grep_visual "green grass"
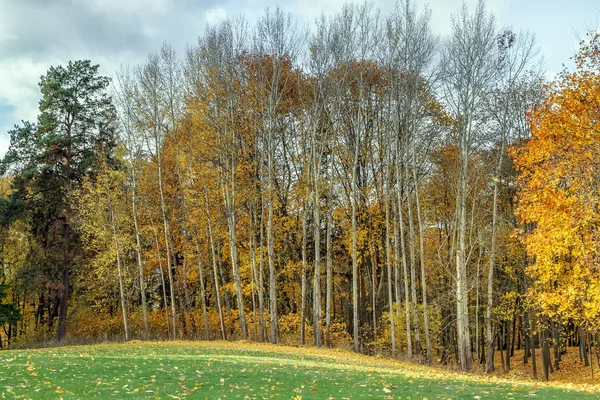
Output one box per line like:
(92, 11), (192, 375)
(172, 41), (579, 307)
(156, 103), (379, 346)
(0, 341), (596, 399)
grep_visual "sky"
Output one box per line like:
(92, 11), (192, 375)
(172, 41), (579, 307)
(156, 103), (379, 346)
(0, 0), (597, 157)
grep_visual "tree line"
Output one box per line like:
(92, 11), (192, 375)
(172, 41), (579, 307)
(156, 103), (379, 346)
(1, 0), (598, 381)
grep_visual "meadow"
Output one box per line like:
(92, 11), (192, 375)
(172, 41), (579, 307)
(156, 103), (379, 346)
(0, 341), (598, 399)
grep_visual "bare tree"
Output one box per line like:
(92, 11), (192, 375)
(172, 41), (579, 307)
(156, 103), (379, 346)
(108, 188), (130, 342)
(442, 0), (498, 372)
(206, 20), (250, 340)
(133, 53), (179, 339)
(485, 29), (541, 373)
(114, 68), (150, 340)
(253, 7), (303, 344)
(384, 0), (437, 360)
(329, 3), (382, 353)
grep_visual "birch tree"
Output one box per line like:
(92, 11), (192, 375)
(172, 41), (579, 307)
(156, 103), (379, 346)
(485, 29), (540, 373)
(442, 0), (498, 371)
(253, 7), (303, 344)
(114, 68), (150, 340)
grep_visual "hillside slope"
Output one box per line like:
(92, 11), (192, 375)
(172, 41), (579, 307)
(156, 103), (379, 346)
(0, 341), (598, 399)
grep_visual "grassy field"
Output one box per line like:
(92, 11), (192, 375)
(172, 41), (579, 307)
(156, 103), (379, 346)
(0, 341), (598, 399)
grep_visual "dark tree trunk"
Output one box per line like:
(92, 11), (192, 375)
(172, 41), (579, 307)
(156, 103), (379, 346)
(505, 319), (511, 371)
(552, 322), (560, 371)
(529, 308), (537, 379)
(57, 267), (69, 342)
(581, 325), (589, 367)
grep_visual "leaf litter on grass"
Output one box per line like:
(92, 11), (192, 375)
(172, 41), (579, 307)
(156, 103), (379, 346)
(0, 341), (598, 399)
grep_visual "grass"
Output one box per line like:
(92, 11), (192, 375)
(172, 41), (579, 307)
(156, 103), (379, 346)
(0, 341), (598, 399)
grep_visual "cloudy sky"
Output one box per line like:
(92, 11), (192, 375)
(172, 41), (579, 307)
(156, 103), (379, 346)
(0, 0), (597, 157)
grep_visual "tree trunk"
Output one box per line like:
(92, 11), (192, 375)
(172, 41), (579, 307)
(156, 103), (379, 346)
(589, 331), (594, 378)
(368, 230), (378, 343)
(156, 150), (177, 340)
(396, 175), (413, 358)
(267, 125), (279, 344)
(406, 184), (421, 360)
(194, 236), (211, 341)
(249, 212), (259, 342)
(385, 177), (396, 358)
(222, 155), (248, 339)
(529, 308), (537, 379)
(301, 202), (308, 346)
(581, 325), (589, 367)
(128, 159), (149, 340)
(456, 139), (472, 372)
(258, 192), (267, 342)
(539, 317), (549, 381)
(151, 226), (170, 339)
(325, 152), (334, 348)
(351, 158), (359, 353)
(205, 204), (227, 340)
(505, 318), (511, 372)
(109, 201), (129, 341)
(486, 148), (503, 373)
(313, 154), (323, 347)
(552, 322), (560, 371)
(56, 266), (69, 342)
(413, 165), (431, 364)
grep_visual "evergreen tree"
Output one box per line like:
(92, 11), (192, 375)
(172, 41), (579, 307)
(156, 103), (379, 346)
(1, 60), (116, 341)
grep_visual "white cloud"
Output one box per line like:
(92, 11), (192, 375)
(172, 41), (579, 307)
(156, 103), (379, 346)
(0, 0), (594, 158)
(205, 7), (227, 24)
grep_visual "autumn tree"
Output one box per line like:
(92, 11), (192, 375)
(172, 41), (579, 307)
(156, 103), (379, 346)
(252, 8), (303, 344)
(73, 161), (132, 341)
(0, 283), (20, 348)
(441, 0), (498, 371)
(1, 60), (116, 341)
(484, 29), (541, 373)
(512, 33), (600, 379)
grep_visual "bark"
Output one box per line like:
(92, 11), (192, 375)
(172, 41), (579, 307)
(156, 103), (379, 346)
(456, 139), (472, 371)
(413, 164), (431, 364)
(385, 177), (396, 357)
(505, 318), (511, 372)
(124, 139), (149, 340)
(267, 124), (279, 344)
(109, 202), (129, 341)
(249, 211), (259, 341)
(351, 156), (359, 352)
(56, 263), (69, 342)
(313, 151), (323, 347)
(156, 148), (177, 340)
(258, 191), (267, 342)
(222, 154), (248, 339)
(396, 170), (413, 358)
(194, 236), (211, 341)
(300, 202), (308, 346)
(529, 308), (537, 379)
(406, 177), (421, 359)
(581, 325), (590, 367)
(205, 198), (227, 340)
(325, 152), (334, 348)
(486, 147), (503, 373)
(539, 317), (549, 381)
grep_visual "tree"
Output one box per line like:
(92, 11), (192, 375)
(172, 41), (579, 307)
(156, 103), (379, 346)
(114, 67), (150, 341)
(0, 283), (20, 347)
(484, 29), (540, 373)
(2, 60), (116, 342)
(513, 34), (600, 369)
(441, 1), (498, 371)
(133, 51), (179, 340)
(253, 8), (303, 344)
(73, 161), (132, 342)
(383, 0), (438, 363)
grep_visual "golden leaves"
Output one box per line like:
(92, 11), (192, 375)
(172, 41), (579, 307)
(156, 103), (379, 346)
(512, 34), (600, 328)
